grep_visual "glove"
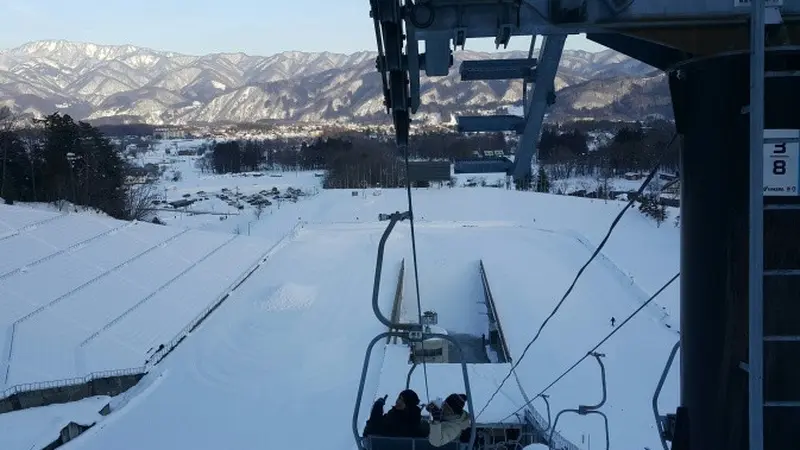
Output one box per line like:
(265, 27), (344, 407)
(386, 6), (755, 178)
(370, 395), (388, 419)
(426, 403), (443, 421)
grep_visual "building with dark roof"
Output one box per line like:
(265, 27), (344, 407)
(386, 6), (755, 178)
(453, 157), (512, 174)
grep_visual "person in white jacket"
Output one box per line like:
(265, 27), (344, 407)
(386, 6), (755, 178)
(425, 393), (471, 447)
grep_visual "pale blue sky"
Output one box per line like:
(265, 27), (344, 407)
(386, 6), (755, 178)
(0, 0), (606, 55)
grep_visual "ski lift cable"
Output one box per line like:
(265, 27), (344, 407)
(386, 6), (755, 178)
(402, 142), (431, 403)
(475, 132), (678, 420)
(498, 271), (680, 424)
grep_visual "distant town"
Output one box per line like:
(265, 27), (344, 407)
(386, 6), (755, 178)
(149, 122), (456, 141)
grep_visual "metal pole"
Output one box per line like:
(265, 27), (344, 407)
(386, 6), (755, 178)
(653, 340), (680, 450)
(749, 0), (766, 449)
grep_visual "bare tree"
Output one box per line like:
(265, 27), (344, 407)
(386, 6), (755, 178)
(123, 181), (159, 221)
(595, 156), (613, 201)
(195, 155), (212, 174)
(253, 202), (265, 220)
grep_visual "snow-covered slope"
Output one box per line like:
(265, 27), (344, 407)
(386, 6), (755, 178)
(0, 160), (680, 450)
(0, 204), (279, 387)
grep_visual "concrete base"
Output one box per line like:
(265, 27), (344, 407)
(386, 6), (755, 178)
(0, 373), (143, 414)
(42, 421), (95, 450)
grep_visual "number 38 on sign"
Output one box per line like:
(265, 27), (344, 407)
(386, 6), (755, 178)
(763, 129), (799, 196)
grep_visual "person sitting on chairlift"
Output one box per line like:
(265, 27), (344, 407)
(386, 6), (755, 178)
(363, 389), (427, 439)
(425, 393), (470, 447)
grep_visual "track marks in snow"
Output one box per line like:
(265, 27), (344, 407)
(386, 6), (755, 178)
(562, 229), (677, 332)
(0, 222), (134, 281)
(78, 235), (239, 348)
(2, 229), (191, 386)
(0, 211), (68, 242)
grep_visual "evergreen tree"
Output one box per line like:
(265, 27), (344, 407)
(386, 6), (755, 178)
(515, 172), (533, 191)
(535, 166), (551, 193)
(638, 194), (667, 226)
(1, 113), (129, 218)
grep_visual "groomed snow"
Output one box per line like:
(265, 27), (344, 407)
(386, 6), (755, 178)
(62, 225), (401, 450)
(0, 203), (65, 235)
(1, 155), (681, 450)
(0, 204), (279, 387)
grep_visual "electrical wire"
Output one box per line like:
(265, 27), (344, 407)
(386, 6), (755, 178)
(475, 132), (679, 420)
(498, 272), (680, 423)
(402, 143), (430, 403)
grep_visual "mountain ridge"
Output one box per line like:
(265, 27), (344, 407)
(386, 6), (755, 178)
(0, 39), (672, 126)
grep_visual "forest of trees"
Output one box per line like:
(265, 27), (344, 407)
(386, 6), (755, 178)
(537, 119), (679, 176)
(200, 120), (677, 196)
(0, 108), (155, 220)
(200, 131), (510, 189)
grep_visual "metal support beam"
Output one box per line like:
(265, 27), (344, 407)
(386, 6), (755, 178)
(586, 32), (691, 71)
(460, 58), (539, 81)
(457, 115), (526, 133)
(511, 35), (566, 180)
(406, 0), (800, 42)
(748, 2), (766, 450)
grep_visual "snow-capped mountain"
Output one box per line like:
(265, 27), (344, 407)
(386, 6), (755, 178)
(0, 40), (669, 125)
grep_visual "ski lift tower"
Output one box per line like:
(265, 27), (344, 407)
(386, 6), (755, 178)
(366, 0), (800, 449)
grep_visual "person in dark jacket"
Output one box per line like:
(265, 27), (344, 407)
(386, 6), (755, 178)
(363, 389), (426, 438)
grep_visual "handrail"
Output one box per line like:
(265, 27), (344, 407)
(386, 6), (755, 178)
(549, 353), (610, 450)
(539, 394), (552, 432)
(372, 211), (418, 331)
(1, 366), (145, 400)
(653, 340), (680, 450)
(524, 408), (581, 450)
(479, 260), (512, 362)
(406, 363), (417, 390)
(353, 331), (476, 450)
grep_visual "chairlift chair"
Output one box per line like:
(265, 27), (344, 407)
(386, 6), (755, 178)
(352, 212), (477, 450)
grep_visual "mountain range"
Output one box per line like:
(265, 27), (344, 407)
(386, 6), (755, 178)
(0, 40), (673, 126)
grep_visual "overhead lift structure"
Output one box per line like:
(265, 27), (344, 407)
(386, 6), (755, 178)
(365, 0), (800, 449)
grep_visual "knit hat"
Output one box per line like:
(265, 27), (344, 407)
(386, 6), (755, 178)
(445, 393), (467, 415)
(399, 389), (420, 407)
